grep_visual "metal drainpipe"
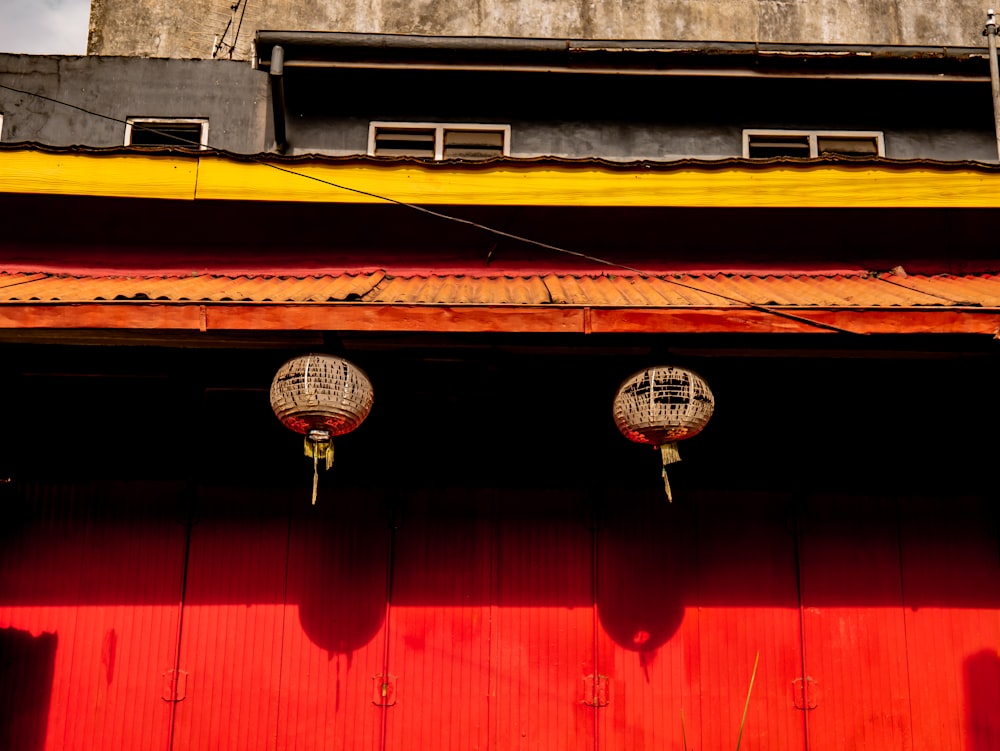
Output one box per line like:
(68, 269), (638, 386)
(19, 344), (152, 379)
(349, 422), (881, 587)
(984, 10), (1000, 161)
(270, 44), (288, 154)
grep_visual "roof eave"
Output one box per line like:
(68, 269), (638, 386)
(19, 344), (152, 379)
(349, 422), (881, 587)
(254, 30), (993, 81)
(0, 301), (995, 336)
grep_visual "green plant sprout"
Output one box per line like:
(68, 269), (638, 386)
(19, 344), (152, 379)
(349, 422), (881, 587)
(680, 651), (760, 751)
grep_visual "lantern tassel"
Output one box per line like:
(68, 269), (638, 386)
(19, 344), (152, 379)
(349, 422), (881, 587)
(659, 443), (681, 503)
(661, 467), (673, 502)
(312, 449), (319, 505)
(303, 433), (334, 505)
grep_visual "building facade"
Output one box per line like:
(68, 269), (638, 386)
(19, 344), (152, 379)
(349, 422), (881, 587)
(0, 6), (999, 751)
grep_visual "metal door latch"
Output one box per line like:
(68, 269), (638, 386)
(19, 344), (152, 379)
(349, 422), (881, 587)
(792, 676), (818, 710)
(162, 668), (188, 702)
(372, 674), (397, 706)
(582, 674), (611, 707)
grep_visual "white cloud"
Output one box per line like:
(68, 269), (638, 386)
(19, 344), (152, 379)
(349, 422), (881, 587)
(0, 0), (90, 55)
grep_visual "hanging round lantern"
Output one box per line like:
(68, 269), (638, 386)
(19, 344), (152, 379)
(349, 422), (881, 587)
(612, 366), (714, 501)
(270, 353), (374, 504)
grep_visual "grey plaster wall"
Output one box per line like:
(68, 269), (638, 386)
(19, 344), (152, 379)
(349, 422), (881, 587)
(278, 67), (997, 162)
(1, 53), (995, 162)
(89, 0), (994, 59)
(0, 55), (268, 152)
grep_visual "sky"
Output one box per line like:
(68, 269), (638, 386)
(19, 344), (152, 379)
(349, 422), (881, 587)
(0, 0), (90, 55)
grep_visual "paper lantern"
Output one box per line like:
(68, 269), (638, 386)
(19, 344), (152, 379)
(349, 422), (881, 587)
(270, 353), (373, 503)
(613, 366), (714, 501)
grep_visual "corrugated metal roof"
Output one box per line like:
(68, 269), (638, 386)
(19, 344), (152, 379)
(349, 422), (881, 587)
(0, 271), (386, 303)
(2, 270), (998, 308)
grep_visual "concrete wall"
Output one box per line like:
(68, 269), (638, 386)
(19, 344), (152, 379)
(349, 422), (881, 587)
(0, 55), (268, 152)
(88, 0), (993, 59)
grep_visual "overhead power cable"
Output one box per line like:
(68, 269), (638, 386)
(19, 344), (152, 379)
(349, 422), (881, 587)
(0, 79), (860, 334)
(212, 0), (250, 59)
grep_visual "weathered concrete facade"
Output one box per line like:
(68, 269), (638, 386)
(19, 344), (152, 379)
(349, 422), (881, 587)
(88, 0), (993, 60)
(0, 55), (268, 152)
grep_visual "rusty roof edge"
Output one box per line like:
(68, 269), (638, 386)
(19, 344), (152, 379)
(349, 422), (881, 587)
(2, 300), (999, 311)
(1, 269), (994, 282)
(5, 142), (1000, 173)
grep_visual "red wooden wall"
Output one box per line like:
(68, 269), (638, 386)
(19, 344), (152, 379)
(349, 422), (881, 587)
(2, 482), (998, 750)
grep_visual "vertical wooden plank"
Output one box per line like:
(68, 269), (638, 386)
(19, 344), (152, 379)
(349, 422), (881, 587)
(798, 495), (913, 751)
(71, 485), (189, 751)
(382, 490), (492, 751)
(276, 490), (389, 751)
(693, 491), (805, 751)
(900, 496), (1000, 751)
(0, 482), (94, 751)
(492, 490), (595, 751)
(596, 489), (699, 751)
(170, 487), (290, 751)
(0, 626), (58, 751)
(0, 481), (187, 751)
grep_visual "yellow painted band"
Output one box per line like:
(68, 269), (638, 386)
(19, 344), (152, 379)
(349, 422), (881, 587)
(3, 150), (1000, 208)
(0, 151), (198, 199)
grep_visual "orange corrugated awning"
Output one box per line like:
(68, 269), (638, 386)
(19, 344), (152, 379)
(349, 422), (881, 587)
(2, 269), (999, 335)
(2, 269), (997, 307)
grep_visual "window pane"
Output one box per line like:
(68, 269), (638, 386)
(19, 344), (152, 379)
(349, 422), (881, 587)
(129, 122), (205, 147)
(373, 128), (435, 157)
(817, 137), (879, 156)
(747, 135), (811, 158)
(442, 130), (505, 160)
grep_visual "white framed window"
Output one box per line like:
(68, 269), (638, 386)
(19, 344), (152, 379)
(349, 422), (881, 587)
(368, 122), (510, 160)
(125, 117), (209, 148)
(743, 129), (884, 158)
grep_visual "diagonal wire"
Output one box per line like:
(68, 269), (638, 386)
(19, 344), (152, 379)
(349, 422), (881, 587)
(873, 272), (967, 305)
(256, 160), (860, 333)
(232, 0), (250, 58)
(0, 80), (861, 333)
(0, 82), (206, 147)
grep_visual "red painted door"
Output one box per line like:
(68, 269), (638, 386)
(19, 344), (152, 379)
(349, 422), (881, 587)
(491, 490), (596, 751)
(899, 496), (1000, 751)
(0, 481), (187, 751)
(594, 489), (804, 751)
(689, 491), (805, 751)
(596, 489), (698, 751)
(798, 495), (913, 751)
(275, 490), (390, 751)
(382, 490), (493, 751)
(168, 487), (291, 751)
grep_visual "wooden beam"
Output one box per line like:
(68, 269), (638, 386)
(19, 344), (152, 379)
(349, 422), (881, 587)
(0, 303), (997, 335)
(205, 305), (585, 332)
(590, 308), (1000, 334)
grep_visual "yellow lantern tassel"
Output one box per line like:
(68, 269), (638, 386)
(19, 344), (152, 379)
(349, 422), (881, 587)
(659, 442), (681, 502)
(312, 448), (319, 505)
(303, 433), (334, 505)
